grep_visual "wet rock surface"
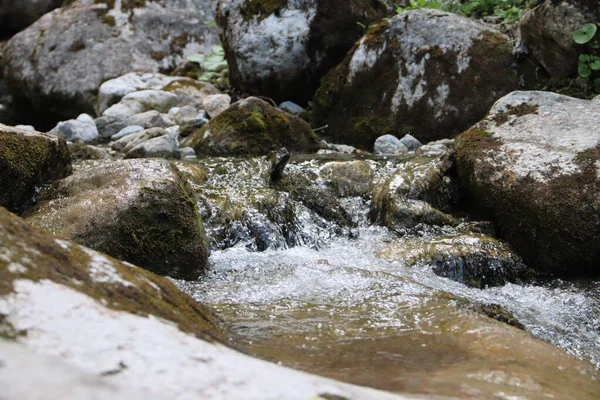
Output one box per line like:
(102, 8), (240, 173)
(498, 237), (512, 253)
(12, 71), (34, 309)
(455, 91), (600, 277)
(24, 159), (209, 280)
(313, 9), (518, 149)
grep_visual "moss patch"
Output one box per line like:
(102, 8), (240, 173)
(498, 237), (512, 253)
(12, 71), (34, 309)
(0, 207), (226, 343)
(492, 103), (539, 126)
(240, 0), (285, 22)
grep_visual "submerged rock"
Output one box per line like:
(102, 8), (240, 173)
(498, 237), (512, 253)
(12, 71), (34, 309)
(378, 232), (531, 288)
(455, 91), (600, 277)
(1, 0), (219, 119)
(24, 159), (209, 280)
(313, 9), (518, 149)
(0, 124), (71, 213)
(183, 97), (319, 157)
(216, 0), (397, 104)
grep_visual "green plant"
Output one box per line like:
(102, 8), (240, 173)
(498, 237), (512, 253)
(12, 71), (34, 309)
(187, 45), (228, 85)
(573, 23), (600, 93)
(394, 0), (529, 24)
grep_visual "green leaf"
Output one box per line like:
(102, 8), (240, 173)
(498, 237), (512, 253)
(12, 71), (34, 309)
(590, 60), (600, 70)
(574, 23), (598, 44)
(579, 62), (592, 78)
(187, 53), (205, 64)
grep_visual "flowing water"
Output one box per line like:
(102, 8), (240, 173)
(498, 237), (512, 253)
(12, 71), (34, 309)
(174, 156), (600, 399)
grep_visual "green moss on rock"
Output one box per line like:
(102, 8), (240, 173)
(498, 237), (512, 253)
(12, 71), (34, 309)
(184, 97), (319, 157)
(0, 125), (72, 213)
(240, 0), (284, 22)
(0, 206), (226, 342)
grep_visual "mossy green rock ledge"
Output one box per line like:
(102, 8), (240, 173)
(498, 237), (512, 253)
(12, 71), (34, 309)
(24, 159), (209, 280)
(182, 97), (319, 157)
(0, 123), (72, 213)
(455, 91), (600, 277)
(312, 9), (518, 150)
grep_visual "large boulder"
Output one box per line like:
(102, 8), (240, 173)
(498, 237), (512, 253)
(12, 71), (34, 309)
(313, 9), (518, 149)
(216, 0), (398, 104)
(520, 0), (599, 78)
(454, 91), (600, 277)
(0, 208), (414, 400)
(0, 123), (71, 213)
(0, 0), (62, 39)
(24, 159), (209, 280)
(183, 97), (319, 156)
(1, 0), (220, 121)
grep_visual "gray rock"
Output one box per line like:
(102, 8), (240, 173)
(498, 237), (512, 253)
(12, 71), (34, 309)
(217, 0), (397, 103)
(0, 123), (72, 212)
(0, 0), (62, 37)
(374, 135), (409, 155)
(103, 90), (179, 119)
(313, 9), (518, 148)
(111, 125), (144, 141)
(520, 0), (598, 77)
(49, 113), (99, 144)
(400, 134), (422, 151)
(14, 124), (35, 131)
(112, 127), (166, 153)
(95, 115), (128, 141)
(124, 134), (180, 160)
(202, 94), (231, 119)
(24, 159), (210, 280)
(174, 105), (202, 125)
(180, 147), (197, 159)
(2, 0), (220, 119)
(67, 142), (111, 162)
(279, 101), (305, 116)
(128, 110), (174, 129)
(455, 91), (600, 276)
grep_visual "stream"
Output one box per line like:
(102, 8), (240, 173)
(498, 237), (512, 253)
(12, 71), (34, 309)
(174, 154), (600, 399)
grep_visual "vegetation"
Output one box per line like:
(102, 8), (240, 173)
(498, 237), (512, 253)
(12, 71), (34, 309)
(187, 45), (229, 87)
(573, 23), (600, 93)
(395, 0), (536, 23)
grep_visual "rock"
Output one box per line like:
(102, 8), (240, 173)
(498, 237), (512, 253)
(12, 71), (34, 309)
(14, 125), (35, 131)
(124, 134), (180, 160)
(179, 147), (196, 159)
(374, 135), (409, 155)
(128, 110), (174, 129)
(520, 0), (599, 77)
(371, 152), (458, 232)
(103, 90), (179, 119)
(203, 93), (231, 118)
(67, 142), (111, 162)
(183, 97), (319, 157)
(378, 232), (531, 288)
(112, 127), (166, 153)
(0, 76), (14, 125)
(50, 113), (99, 144)
(454, 91), (600, 277)
(216, 0), (398, 104)
(173, 106), (209, 137)
(2, 0), (220, 119)
(95, 115), (128, 141)
(400, 134), (422, 151)
(98, 72), (194, 115)
(160, 79), (222, 110)
(0, 123), (71, 213)
(0, 0), (62, 38)
(268, 147), (291, 183)
(320, 160), (374, 197)
(0, 204), (417, 400)
(313, 9), (518, 149)
(111, 125), (144, 141)
(24, 159), (209, 280)
(279, 101), (305, 115)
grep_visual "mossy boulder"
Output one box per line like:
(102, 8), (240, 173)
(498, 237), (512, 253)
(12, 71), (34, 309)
(370, 151), (459, 232)
(216, 0), (399, 104)
(24, 159), (209, 280)
(0, 123), (72, 213)
(183, 97), (319, 157)
(312, 9), (518, 149)
(320, 160), (374, 198)
(1, 0), (219, 122)
(378, 232), (531, 288)
(454, 91), (600, 277)
(0, 205), (224, 341)
(520, 0), (600, 78)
